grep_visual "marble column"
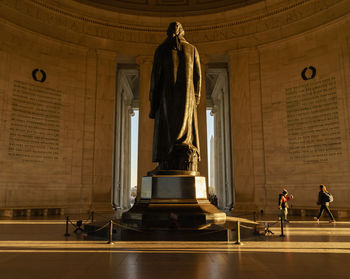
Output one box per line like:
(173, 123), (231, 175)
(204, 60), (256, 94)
(228, 49), (255, 210)
(208, 68), (233, 210)
(92, 49), (117, 212)
(113, 69), (136, 211)
(136, 56), (156, 201)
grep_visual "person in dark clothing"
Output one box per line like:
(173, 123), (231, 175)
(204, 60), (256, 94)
(314, 184), (335, 223)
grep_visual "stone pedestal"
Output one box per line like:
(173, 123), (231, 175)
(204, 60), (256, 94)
(122, 175), (226, 229)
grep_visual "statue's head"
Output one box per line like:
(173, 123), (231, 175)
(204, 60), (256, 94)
(167, 22), (185, 38)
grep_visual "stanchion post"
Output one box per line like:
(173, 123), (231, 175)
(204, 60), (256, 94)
(108, 220), (113, 244)
(64, 216), (70, 237)
(235, 221), (241, 245)
(226, 229), (231, 242)
(280, 217), (285, 237)
(253, 211), (257, 222)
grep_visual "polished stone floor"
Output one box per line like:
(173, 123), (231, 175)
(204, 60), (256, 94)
(1, 215), (350, 279)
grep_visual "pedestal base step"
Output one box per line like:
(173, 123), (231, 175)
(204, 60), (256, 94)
(122, 202), (226, 229)
(83, 222), (227, 241)
(120, 226), (228, 241)
(84, 220), (257, 242)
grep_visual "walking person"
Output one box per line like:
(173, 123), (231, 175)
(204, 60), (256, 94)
(279, 188), (293, 223)
(314, 184), (335, 223)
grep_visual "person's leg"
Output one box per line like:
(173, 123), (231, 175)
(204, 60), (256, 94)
(279, 208), (283, 220)
(284, 208), (289, 222)
(282, 208), (288, 222)
(324, 203), (335, 221)
(285, 208), (289, 223)
(316, 205), (324, 220)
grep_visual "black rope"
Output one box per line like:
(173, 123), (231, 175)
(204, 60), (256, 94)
(92, 222), (110, 233)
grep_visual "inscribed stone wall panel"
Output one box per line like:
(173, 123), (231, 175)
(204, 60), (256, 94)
(259, 24), (350, 207)
(1, 55), (65, 171)
(0, 27), (88, 208)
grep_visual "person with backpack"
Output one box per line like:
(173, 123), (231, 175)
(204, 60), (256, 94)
(314, 184), (335, 223)
(279, 188), (293, 223)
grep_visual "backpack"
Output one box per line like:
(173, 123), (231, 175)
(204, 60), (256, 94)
(278, 193), (283, 206)
(324, 192), (334, 203)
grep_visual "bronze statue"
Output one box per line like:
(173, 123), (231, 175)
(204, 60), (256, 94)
(149, 22), (201, 173)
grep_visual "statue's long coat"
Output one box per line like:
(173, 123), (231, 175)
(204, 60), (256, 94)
(149, 37), (201, 163)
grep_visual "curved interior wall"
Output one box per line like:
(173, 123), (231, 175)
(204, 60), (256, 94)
(0, 0), (350, 213)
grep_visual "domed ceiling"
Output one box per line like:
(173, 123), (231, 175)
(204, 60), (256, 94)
(74, 0), (263, 16)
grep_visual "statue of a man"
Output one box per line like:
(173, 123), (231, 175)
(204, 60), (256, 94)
(149, 22), (201, 173)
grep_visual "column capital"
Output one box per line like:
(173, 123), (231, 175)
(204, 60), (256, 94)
(136, 55), (153, 66)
